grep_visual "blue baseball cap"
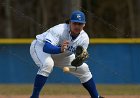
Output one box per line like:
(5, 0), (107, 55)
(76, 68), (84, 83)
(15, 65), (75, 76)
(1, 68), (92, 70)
(70, 10), (86, 23)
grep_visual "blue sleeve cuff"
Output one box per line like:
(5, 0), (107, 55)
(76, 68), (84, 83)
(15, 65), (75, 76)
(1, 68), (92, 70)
(43, 41), (61, 54)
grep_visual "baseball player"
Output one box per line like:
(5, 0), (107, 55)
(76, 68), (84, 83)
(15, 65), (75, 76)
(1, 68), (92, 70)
(30, 10), (104, 98)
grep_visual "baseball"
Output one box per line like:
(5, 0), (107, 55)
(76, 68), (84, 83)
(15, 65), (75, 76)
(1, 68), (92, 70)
(63, 67), (70, 72)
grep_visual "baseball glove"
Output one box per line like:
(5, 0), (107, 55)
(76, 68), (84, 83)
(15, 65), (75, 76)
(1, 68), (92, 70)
(71, 45), (88, 67)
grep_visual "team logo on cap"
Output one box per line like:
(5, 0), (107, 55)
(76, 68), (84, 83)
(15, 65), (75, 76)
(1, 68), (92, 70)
(77, 14), (81, 20)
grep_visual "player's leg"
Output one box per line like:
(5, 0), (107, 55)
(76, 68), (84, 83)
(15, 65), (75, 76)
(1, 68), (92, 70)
(53, 54), (100, 98)
(69, 63), (100, 98)
(30, 75), (47, 98)
(30, 40), (54, 98)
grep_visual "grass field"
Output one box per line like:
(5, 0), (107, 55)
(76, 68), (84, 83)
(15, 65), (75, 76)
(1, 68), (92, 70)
(0, 84), (140, 95)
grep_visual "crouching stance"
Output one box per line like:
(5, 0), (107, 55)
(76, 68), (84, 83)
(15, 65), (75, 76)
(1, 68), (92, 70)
(30, 10), (104, 98)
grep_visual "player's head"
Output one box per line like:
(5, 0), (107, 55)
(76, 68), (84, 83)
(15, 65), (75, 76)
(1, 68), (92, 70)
(69, 10), (86, 35)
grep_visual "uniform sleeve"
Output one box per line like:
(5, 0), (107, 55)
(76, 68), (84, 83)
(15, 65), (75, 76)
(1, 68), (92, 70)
(44, 27), (61, 45)
(43, 41), (61, 54)
(81, 37), (89, 50)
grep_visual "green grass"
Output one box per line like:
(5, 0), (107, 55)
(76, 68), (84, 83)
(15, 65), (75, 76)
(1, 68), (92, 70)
(97, 84), (140, 95)
(0, 84), (140, 95)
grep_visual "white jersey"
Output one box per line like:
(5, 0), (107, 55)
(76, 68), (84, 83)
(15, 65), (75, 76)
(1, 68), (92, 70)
(30, 23), (92, 82)
(36, 23), (89, 55)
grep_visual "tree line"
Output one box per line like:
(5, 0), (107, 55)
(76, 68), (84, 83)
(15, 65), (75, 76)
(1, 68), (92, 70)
(0, 0), (139, 38)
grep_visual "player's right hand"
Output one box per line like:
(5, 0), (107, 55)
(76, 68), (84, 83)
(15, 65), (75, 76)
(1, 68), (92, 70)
(61, 40), (69, 52)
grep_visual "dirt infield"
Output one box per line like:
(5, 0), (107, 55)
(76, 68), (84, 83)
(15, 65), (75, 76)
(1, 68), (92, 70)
(0, 95), (140, 98)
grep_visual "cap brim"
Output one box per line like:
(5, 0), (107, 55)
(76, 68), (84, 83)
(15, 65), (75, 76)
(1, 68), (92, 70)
(70, 20), (86, 23)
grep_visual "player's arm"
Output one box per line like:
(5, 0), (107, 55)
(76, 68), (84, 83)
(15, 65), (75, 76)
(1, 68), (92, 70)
(81, 37), (89, 50)
(43, 40), (69, 54)
(43, 41), (61, 54)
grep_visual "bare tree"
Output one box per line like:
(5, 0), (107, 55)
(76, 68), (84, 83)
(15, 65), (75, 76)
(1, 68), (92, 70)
(127, 0), (136, 37)
(5, 0), (12, 38)
(134, 0), (140, 37)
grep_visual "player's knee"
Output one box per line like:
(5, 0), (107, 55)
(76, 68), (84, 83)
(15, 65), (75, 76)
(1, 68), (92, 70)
(37, 57), (54, 77)
(78, 63), (90, 74)
(75, 63), (92, 83)
(43, 57), (54, 68)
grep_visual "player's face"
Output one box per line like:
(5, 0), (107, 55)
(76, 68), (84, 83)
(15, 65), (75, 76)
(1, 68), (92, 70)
(70, 22), (85, 35)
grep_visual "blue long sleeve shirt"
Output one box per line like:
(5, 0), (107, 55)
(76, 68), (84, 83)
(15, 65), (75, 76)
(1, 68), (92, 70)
(43, 41), (61, 54)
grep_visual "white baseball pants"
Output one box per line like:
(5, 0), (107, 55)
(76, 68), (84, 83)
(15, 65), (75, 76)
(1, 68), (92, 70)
(30, 40), (92, 83)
